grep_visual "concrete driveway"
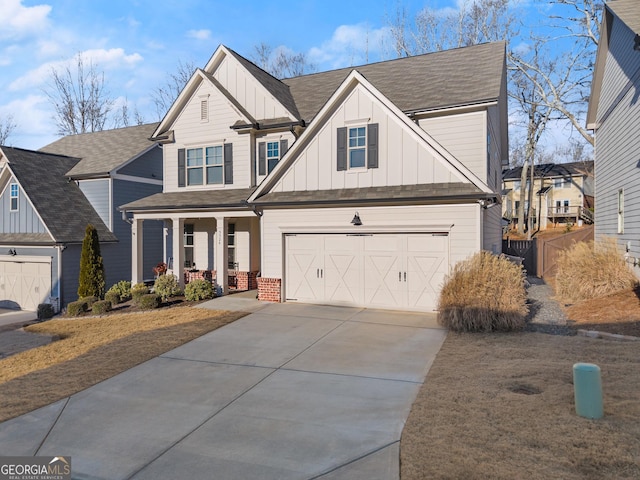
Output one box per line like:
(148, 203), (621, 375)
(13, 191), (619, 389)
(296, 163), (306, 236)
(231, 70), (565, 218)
(0, 301), (447, 480)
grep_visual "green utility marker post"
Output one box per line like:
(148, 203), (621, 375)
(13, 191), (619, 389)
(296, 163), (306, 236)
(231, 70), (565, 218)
(573, 363), (603, 419)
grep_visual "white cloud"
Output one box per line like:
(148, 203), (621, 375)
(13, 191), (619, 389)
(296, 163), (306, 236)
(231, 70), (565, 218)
(0, 94), (54, 148)
(9, 48), (144, 91)
(0, 0), (52, 41)
(308, 23), (392, 69)
(187, 29), (211, 41)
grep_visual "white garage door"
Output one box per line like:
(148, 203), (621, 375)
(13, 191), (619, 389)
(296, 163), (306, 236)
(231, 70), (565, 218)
(285, 233), (448, 311)
(0, 259), (52, 311)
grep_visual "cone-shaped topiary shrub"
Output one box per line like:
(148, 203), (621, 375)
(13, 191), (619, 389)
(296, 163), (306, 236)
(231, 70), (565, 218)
(556, 238), (637, 303)
(438, 251), (528, 332)
(77, 224), (105, 299)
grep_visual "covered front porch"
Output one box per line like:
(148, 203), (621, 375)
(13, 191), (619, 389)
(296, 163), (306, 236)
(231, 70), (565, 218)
(121, 188), (261, 296)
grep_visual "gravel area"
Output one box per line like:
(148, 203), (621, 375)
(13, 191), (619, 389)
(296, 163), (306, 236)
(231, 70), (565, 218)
(524, 276), (574, 335)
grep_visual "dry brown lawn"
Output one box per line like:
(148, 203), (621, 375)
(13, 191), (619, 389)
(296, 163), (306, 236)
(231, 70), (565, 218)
(400, 332), (640, 480)
(0, 306), (246, 422)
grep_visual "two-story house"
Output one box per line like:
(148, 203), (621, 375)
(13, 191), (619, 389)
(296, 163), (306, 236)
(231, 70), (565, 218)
(502, 161), (595, 231)
(122, 42), (508, 312)
(587, 0), (640, 275)
(0, 124), (163, 311)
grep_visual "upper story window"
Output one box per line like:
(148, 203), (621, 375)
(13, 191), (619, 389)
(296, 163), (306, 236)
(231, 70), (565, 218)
(179, 144), (233, 187)
(9, 183), (18, 211)
(258, 139), (288, 176)
(348, 127), (366, 169)
(554, 177), (571, 189)
(337, 124), (378, 171)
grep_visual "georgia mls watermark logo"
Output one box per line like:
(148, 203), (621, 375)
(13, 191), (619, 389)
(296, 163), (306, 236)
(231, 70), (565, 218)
(0, 456), (71, 480)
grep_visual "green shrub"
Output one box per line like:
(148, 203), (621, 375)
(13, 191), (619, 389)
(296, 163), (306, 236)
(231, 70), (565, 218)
(78, 296), (98, 308)
(104, 290), (120, 306)
(153, 274), (183, 301)
(556, 238), (637, 303)
(77, 224), (105, 299)
(438, 251), (528, 332)
(184, 279), (215, 301)
(37, 303), (55, 321)
(92, 300), (112, 315)
(135, 293), (161, 310)
(131, 282), (149, 299)
(106, 281), (131, 302)
(67, 300), (88, 317)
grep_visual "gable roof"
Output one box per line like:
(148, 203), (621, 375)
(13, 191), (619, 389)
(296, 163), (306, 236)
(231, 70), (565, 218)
(283, 42), (506, 122)
(39, 123), (159, 178)
(249, 69), (494, 203)
(1, 147), (116, 243)
(502, 161), (594, 181)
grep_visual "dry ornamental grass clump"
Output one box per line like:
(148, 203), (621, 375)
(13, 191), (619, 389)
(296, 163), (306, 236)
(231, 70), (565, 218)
(556, 238), (637, 304)
(438, 251), (528, 332)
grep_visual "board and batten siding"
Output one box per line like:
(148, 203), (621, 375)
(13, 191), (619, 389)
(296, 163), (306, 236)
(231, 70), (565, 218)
(260, 204), (480, 281)
(213, 54), (294, 121)
(419, 111), (487, 184)
(164, 79), (250, 192)
(117, 146), (163, 180)
(78, 179), (111, 230)
(0, 178), (48, 234)
(483, 203), (502, 254)
(271, 86), (462, 194)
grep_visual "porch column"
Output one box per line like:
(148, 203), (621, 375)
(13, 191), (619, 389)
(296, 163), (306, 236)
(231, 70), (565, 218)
(215, 216), (228, 295)
(172, 217), (185, 288)
(131, 218), (144, 285)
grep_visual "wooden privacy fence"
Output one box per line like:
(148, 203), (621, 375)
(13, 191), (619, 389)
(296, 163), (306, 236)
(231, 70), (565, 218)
(502, 238), (538, 276)
(537, 225), (594, 279)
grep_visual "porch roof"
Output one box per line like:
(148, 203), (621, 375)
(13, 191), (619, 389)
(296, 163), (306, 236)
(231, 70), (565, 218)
(251, 183), (494, 206)
(120, 188), (256, 212)
(0, 233), (54, 245)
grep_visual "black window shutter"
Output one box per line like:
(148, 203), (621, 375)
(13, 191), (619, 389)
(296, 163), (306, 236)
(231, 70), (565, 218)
(177, 148), (186, 187)
(224, 143), (233, 184)
(258, 142), (266, 176)
(337, 127), (347, 171)
(367, 123), (379, 169)
(280, 139), (288, 158)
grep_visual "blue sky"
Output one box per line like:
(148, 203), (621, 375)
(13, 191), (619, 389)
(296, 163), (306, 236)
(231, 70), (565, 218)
(1, 0), (573, 150)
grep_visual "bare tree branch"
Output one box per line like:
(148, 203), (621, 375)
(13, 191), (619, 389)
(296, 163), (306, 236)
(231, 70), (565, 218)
(0, 115), (17, 145)
(151, 60), (196, 120)
(250, 44), (316, 79)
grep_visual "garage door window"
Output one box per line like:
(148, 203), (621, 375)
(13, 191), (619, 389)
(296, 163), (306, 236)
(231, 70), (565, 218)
(10, 183), (18, 211)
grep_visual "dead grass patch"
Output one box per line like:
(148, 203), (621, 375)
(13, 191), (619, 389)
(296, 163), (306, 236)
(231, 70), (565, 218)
(400, 332), (640, 480)
(0, 307), (245, 422)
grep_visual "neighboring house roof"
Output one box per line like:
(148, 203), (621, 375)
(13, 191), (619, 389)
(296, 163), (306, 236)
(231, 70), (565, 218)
(252, 183), (491, 206)
(0, 233), (52, 244)
(120, 188), (257, 212)
(608, 0), (640, 34)
(502, 161), (594, 181)
(2, 147), (117, 243)
(39, 122), (159, 178)
(283, 42), (506, 121)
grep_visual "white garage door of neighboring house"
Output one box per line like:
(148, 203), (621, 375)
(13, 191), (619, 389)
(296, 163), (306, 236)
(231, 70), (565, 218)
(285, 233), (449, 311)
(0, 259), (52, 311)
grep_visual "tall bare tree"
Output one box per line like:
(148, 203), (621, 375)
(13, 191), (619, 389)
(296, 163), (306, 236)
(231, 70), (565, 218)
(251, 43), (316, 79)
(45, 54), (114, 135)
(0, 115), (16, 145)
(151, 60), (196, 120)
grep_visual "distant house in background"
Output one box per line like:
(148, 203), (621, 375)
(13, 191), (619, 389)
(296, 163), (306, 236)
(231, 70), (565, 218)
(0, 123), (163, 311)
(502, 161), (594, 230)
(587, 0), (640, 276)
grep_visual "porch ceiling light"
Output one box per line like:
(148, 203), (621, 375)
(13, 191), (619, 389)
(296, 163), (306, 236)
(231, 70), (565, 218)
(351, 212), (362, 226)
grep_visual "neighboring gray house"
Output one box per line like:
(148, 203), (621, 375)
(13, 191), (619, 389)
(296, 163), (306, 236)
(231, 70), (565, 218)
(122, 42), (508, 312)
(587, 0), (640, 275)
(0, 123), (163, 311)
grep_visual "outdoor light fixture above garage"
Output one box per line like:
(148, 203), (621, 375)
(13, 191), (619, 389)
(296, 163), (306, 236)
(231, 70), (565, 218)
(351, 212), (362, 226)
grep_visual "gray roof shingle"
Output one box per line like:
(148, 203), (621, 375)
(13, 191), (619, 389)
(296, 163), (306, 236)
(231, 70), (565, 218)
(39, 122), (159, 177)
(4, 147), (117, 243)
(502, 161), (594, 181)
(281, 42), (506, 121)
(120, 188), (257, 212)
(608, 0), (640, 34)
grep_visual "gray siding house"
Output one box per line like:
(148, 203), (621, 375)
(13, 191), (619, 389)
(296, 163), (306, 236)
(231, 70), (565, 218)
(587, 0), (640, 276)
(0, 123), (163, 311)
